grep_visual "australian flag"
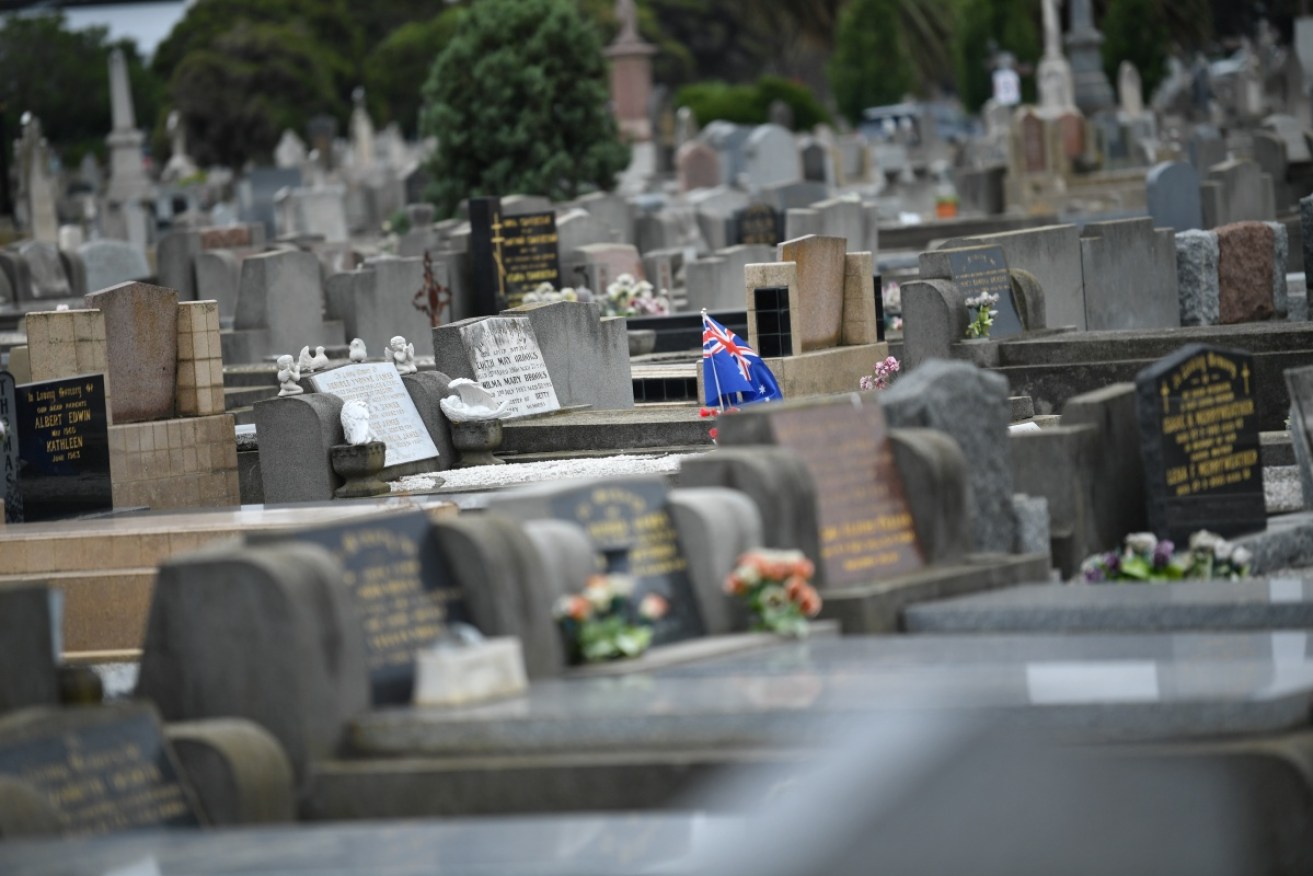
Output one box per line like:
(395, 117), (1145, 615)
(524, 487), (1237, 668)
(702, 312), (783, 408)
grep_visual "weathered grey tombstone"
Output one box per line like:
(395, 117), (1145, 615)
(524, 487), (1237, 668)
(230, 249), (344, 363)
(0, 584), (58, 714)
(195, 250), (242, 324)
(137, 541), (370, 781)
(1079, 218), (1179, 331)
(1146, 162), (1203, 232)
(0, 251), (32, 302)
(1175, 229), (1220, 325)
(743, 124), (802, 188)
(84, 281), (179, 423)
(1009, 424), (1097, 576)
(882, 359), (1019, 553)
(503, 300), (634, 410)
(156, 229), (203, 301)
(938, 225), (1086, 330)
(253, 393), (345, 504)
(326, 255), (432, 352)
(918, 245), (1025, 339)
(800, 139), (829, 183)
(18, 242), (71, 299)
(78, 239), (150, 295)
(433, 316), (561, 419)
(1252, 130), (1290, 210)
(900, 279), (966, 369)
(665, 487), (763, 635)
(1205, 159), (1274, 226)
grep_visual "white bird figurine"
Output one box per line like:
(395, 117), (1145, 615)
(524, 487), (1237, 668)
(439, 378), (509, 422)
(389, 335), (417, 374)
(276, 354), (303, 396)
(308, 345), (330, 371)
(297, 345), (315, 373)
(349, 338), (367, 363)
(340, 399), (376, 445)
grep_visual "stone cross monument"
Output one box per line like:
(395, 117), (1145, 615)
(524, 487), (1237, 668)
(1065, 0), (1115, 113)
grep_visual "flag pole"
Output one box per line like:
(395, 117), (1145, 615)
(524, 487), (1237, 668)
(701, 309), (728, 411)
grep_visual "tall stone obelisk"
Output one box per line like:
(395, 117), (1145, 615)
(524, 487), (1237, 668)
(604, 0), (656, 142)
(1065, 0), (1115, 114)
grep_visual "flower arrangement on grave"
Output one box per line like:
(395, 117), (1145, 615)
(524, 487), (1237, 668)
(553, 573), (668, 663)
(859, 355), (901, 391)
(964, 291), (999, 339)
(698, 405), (739, 443)
(724, 549), (822, 638)
(522, 282), (581, 305)
(604, 273), (670, 317)
(1079, 531), (1252, 583)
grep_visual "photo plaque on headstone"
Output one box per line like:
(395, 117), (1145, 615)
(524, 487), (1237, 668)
(458, 317), (561, 419)
(1135, 343), (1265, 541)
(308, 363), (440, 469)
(946, 245), (1024, 338)
(0, 704), (202, 835)
(13, 373), (112, 522)
(718, 397), (925, 587)
(250, 510), (466, 704)
(469, 197), (562, 314)
(546, 480), (705, 645)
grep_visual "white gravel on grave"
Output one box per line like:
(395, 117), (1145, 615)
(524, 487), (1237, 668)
(393, 453), (702, 493)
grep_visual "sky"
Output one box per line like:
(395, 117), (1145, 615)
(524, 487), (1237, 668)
(61, 0), (192, 58)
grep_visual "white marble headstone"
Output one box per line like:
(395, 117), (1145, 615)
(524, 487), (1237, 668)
(309, 362), (438, 468)
(458, 317), (561, 419)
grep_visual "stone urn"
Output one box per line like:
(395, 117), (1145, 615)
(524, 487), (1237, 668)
(330, 440), (389, 498)
(450, 418), (505, 468)
(628, 329), (657, 356)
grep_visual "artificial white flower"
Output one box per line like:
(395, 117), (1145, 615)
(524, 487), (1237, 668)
(1124, 533), (1158, 554)
(1231, 547), (1252, 568)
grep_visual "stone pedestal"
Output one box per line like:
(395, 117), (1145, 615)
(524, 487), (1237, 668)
(330, 441), (389, 498)
(450, 419), (504, 468)
(605, 39), (656, 142)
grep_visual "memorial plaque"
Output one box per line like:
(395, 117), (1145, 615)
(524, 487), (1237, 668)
(1135, 344), (1265, 542)
(13, 373), (112, 523)
(469, 197), (561, 314)
(547, 480), (705, 645)
(719, 397), (924, 587)
(309, 363), (440, 469)
(251, 510), (466, 704)
(1, 371), (19, 523)
(733, 203), (782, 246)
(459, 317), (561, 419)
(0, 704), (202, 835)
(946, 245), (1024, 338)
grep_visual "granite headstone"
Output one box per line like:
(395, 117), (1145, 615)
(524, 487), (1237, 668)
(468, 197), (561, 315)
(308, 363), (440, 470)
(457, 317), (561, 419)
(13, 373), (111, 522)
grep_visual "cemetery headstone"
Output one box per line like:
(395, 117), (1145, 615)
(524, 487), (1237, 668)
(777, 235), (847, 352)
(489, 478), (705, 646)
(308, 363), (440, 470)
(1135, 344), (1264, 541)
(19, 243), (71, 299)
(78, 241), (150, 297)
(732, 203), (783, 247)
(0, 704), (202, 835)
(941, 246), (1024, 338)
(249, 510), (465, 704)
(717, 397), (925, 588)
(1146, 162), (1203, 232)
(676, 141), (721, 192)
(0, 372), (18, 521)
(1215, 222), (1276, 324)
(11, 374), (111, 523)
(84, 282), (178, 424)
(468, 197), (561, 315)
(456, 317), (561, 419)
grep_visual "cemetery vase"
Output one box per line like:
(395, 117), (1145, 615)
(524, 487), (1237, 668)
(627, 330), (657, 356)
(330, 441), (389, 498)
(451, 419), (505, 468)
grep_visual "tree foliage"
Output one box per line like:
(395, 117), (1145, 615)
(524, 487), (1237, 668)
(419, 0), (628, 216)
(828, 0), (915, 124)
(1102, 0), (1170, 100)
(0, 14), (159, 165)
(364, 8), (462, 137)
(675, 77), (831, 130)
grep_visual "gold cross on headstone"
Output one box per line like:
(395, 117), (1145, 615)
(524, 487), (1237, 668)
(1160, 381), (1170, 413)
(1242, 363), (1251, 395)
(490, 214), (507, 296)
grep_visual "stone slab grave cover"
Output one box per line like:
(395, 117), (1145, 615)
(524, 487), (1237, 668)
(9, 373), (111, 523)
(0, 704), (202, 834)
(84, 281), (178, 424)
(457, 317), (560, 419)
(1216, 222), (1276, 324)
(468, 197), (561, 315)
(1146, 161), (1203, 233)
(717, 396), (924, 588)
(777, 235), (847, 352)
(486, 477), (706, 646)
(1080, 218), (1179, 332)
(1135, 344), (1265, 542)
(308, 363), (440, 470)
(78, 239), (150, 296)
(921, 245), (1024, 338)
(249, 510), (465, 705)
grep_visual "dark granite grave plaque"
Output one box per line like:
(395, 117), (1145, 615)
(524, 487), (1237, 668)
(469, 196), (561, 315)
(249, 510), (466, 704)
(548, 481), (705, 645)
(718, 397), (925, 587)
(1, 371), (19, 523)
(13, 373), (111, 523)
(946, 245), (1023, 339)
(0, 704), (202, 835)
(1135, 344), (1265, 542)
(732, 203), (782, 246)
(752, 286), (792, 358)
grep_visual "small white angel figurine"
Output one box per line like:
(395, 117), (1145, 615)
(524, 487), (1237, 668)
(389, 335), (417, 374)
(276, 354), (303, 396)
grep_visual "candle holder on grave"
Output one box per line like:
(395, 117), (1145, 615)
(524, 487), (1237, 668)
(330, 440), (390, 498)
